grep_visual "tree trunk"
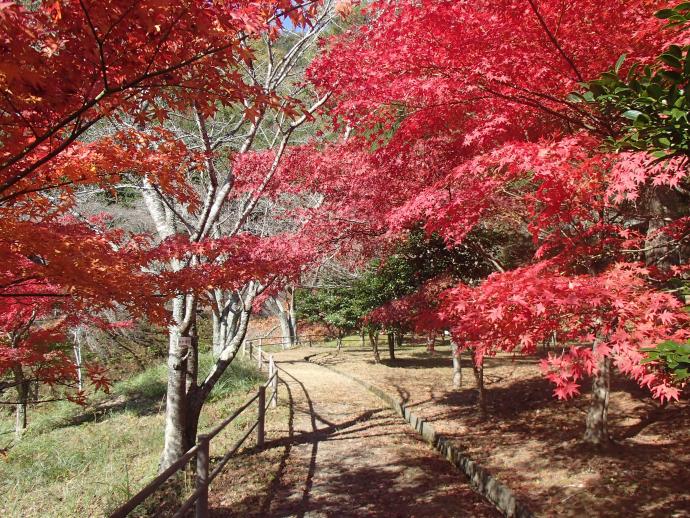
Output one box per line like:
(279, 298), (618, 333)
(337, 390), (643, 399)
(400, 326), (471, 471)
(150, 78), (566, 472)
(185, 326), (199, 396)
(337, 331), (343, 352)
(212, 292), (241, 358)
(387, 331), (395, 360)
(288, 287), (298, 345)
(72, 330), (83, 391)
(583, 354), (612, 446)
(278, 308), (293, 349)
(160, 295), (195, 471)
(160, 331), (191, 470)
(212, 312), (221, 358)
(162, 289), (254, 470)
(395, 330), (403, 349)
(451, 341), (462, 389)
(643, 189), (674, 267)
(368, 330), (381, 364)
(471, 352), (486, 417)
(267, 292), (297, 348)
(184, 389), (203, 453)
(427, 331), (436, 353)
(360, 327), (365, 347)
(13, 365), (29, 440)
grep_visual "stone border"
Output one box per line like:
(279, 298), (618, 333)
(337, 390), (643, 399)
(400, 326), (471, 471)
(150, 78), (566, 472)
(305, 353), (534, 518)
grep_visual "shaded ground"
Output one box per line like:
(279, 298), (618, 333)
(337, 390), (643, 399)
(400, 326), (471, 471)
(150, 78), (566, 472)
(208, 347), (499, 517)
(310, 343), (690, 517)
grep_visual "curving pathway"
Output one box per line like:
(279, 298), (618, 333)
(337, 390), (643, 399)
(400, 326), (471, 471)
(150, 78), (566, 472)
(227, 347), (500, 518)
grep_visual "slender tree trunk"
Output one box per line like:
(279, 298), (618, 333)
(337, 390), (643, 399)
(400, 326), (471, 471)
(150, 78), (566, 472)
(185, 325), (199, 396)
(427, 331), (436, 353)
(162, 289), (254, 470)
(288, 287), (298, 345)
(368, 330), (381, 364)
(184, 389), (203, 453)
(471, 352), (486, 417)
(395, 330), (403, 349)
(13, 365), (29, 440)
(212, 312), (223, 358)
(337, 330), (343, 352)
(583, 354), (612, 446)
(72, 330), (83, 391)
(451, 341), (462, 389)
(360, 327), (365, 347)
(160, 331), (190, 469)
(387, 331), (395, 360)
(212, 293), (241, 358)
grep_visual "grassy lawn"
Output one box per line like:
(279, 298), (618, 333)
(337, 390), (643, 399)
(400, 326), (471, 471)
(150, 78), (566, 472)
(0, 354), (284, 517)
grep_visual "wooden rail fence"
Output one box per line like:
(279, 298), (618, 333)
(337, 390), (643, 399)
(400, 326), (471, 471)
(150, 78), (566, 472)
(110, 345), (282, 518)
(242, 333), (366, 350)
(110, 333), (433, 517)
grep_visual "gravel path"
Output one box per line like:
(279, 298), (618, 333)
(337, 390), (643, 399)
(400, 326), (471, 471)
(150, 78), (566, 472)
(248, 347), (498, 518)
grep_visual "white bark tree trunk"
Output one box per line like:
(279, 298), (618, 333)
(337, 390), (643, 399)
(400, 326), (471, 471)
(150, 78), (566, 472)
(160, 295), (194, 470)
(451, 341), (462, 389)
(72, 329), (83, 391)
(266, 292), (297, 347)
(13, 365), (28, 440)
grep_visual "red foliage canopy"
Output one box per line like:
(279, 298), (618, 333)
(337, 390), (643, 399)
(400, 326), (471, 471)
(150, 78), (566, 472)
(309, 0), (690, 401)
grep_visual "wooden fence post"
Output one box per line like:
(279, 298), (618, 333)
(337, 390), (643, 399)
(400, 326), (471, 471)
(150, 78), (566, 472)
(241, 340), (246, 358)
(257, 385), (265, 447)
(195, 434), (210, 518)
(257, 346), (262, 370)
(248, 340), (253, 360)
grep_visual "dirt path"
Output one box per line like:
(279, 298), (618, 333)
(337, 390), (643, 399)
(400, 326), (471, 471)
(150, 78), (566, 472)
(220, 347), (499, 518)
(304, 344), (690, 517)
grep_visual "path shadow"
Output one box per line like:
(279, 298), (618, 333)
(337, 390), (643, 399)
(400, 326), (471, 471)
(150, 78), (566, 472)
(56, 391), (165, 430)
(380, 356), (452, 369)
(425, 372), (690, 516)
(255, 452), (497, 517)
(207, 355), (500, 518)
(209, 360), (392, 518)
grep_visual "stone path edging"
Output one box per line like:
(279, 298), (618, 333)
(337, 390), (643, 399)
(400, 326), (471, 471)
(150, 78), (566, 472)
(304, 353), (534, 518)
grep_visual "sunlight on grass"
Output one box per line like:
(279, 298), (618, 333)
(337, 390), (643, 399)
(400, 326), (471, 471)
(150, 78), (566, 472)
(0, 354), (275, 517)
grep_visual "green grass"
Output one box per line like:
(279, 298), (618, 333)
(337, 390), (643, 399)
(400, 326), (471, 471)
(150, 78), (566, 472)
(0, 354), (272, 517)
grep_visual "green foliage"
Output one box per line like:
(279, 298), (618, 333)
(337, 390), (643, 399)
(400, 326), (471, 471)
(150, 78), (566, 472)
(641, 340), (690, 381)
(297, 287), (365, 334)
(577, 3), (690, 382)
(578, 49), (690, 157)
(577, 4), (690, 158)
(297, 228), (515, 333)
(655, 2), (690, 28)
